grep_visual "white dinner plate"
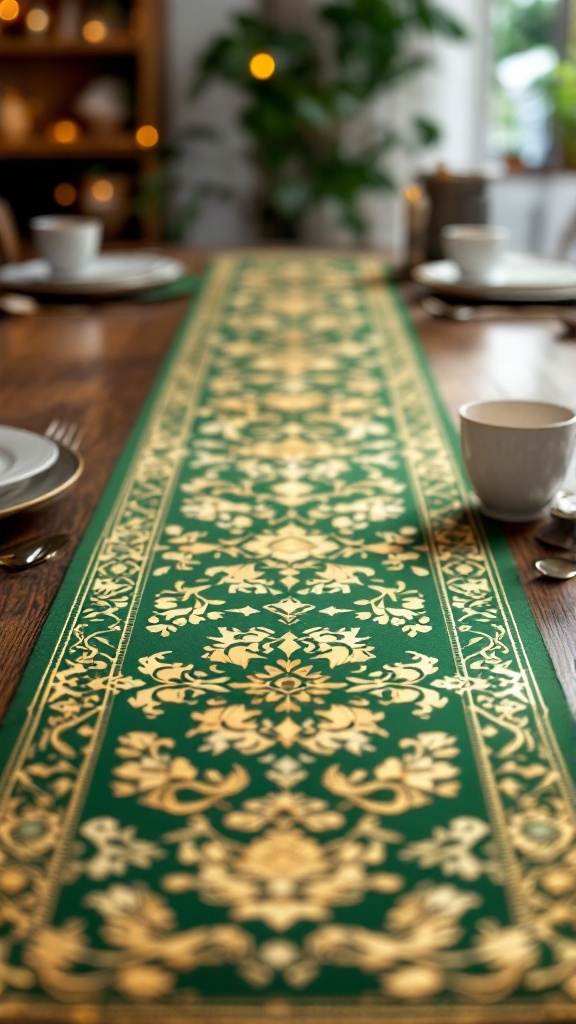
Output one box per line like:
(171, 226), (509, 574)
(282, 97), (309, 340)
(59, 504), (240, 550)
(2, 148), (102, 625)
(411, 252), (576, 302)
(0, 443), (83, 518)
(0, 253), (188, 297)
(0, 426), (59, 490)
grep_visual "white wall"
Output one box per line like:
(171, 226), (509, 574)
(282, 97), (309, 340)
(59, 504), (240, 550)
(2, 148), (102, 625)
(165, 0), (490, 249)
(365, 0), (490, 251)
(165, 0), (257, 245)
(419, 0), (490, 173)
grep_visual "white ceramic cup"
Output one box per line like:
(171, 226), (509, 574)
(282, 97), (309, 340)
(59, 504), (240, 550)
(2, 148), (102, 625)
(29, 215), (103, 276)
(459, 399), (576, 522)
(442, 224), (510, 282)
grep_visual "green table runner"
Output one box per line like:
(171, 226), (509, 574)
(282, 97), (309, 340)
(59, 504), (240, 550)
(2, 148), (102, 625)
(1, 254), (575, 1023)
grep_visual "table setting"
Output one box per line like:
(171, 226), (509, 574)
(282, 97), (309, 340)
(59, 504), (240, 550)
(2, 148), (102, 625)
(0, 420), (83, 520)
(0, 213), (197, 307)
(0, 250), (574, 1024)
(405, 178), (576, 332)
(412, 238), (576, 301)
(0, 250), (190, 298)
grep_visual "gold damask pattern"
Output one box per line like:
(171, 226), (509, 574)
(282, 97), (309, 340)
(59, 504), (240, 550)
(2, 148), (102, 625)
(0, 255), (575, 1023)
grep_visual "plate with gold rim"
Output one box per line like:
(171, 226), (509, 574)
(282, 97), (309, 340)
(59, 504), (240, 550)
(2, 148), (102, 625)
(0, 444), (83, 518)
(0, 425), (59, 490)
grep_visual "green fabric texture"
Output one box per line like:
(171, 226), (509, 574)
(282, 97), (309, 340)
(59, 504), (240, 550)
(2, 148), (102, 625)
(0, 254), (575, 1024)
(136, 272), (201, 302)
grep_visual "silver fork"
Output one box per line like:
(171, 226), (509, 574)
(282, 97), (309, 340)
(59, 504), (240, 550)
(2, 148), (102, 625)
(45, 419), (84, 451)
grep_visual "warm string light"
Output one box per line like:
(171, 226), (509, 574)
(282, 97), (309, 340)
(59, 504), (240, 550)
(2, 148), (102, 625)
(54, 182), (77, 206)
(0, 0), (20, 22)
(135, 124), (158, 148)
(25, 4), (50, 33)
(249, 53), (275, 80)
(403, 184), (424, 203)
(82, 18), (108, 43)
(49, 119), (80, 144)
(90, 178), (115, 203)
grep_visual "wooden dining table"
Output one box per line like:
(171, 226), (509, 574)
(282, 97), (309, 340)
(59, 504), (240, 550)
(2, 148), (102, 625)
(1, 248), (575, 723)
(1, 246), (576, 1024)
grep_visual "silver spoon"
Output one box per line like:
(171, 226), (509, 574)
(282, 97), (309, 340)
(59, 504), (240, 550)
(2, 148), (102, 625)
(421, 295), (576, 328)
(0, 533), (69, 571)
(535, 555), (576, 580)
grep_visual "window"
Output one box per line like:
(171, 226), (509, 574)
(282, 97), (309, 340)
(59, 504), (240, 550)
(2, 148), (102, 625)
(489, 0), (566, 169)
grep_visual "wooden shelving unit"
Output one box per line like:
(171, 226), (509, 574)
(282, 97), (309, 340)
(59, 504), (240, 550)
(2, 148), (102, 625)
(0, 0), (165, 242)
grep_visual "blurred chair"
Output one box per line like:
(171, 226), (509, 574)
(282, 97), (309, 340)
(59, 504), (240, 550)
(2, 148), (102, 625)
(0, 198), (20, 263)
(488, 172), (576, 260)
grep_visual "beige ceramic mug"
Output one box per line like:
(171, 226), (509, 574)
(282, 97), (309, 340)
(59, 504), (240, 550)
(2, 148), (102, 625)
(442, 224), (510, 282)
(29, 214), (103, 276)
(459, 399), (576, 522)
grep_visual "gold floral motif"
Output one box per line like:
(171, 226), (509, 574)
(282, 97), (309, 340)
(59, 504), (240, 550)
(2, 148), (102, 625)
(291, 884), (541, 1001)
(68, 817), (165, 881)
(147, 452), (433, 641)
(323, 732), (461, 813)
(345, 651), (447, 719)
(153, 526), (217, 574)
(301, 881), (482, 984)
(147, 580), (226, 634)
(222, 790), (346, 832)
(0, 845), (39, 944)
(186, 698), (389, 756)
(162, 812), (403, 932)
(112, 732), (249, 813)
(299, 563), (376, 596)
(24, 885), (254, 1001)
(354, 580), (432, 635)
(363, 526), (430, 574)
(178, 487), (275, 532)
(203, 626), (376, 670)
(154, 518), (431, 610)
(0, 937), (34, 996)
(312, 489), (407, 534)
(242, 524), (340, 565)
(399, 816), (502, 882)
(186, 704), (275, 755)
(262, 596), (315, 624)
(233, 661), (342, 712)
(264, 754), (309, 790)
(206, 563), (279, 594)
(125, 651), (231, 719)
(118, 644), (447, 758)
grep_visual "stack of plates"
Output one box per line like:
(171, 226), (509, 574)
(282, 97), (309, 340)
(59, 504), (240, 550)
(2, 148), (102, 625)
(0, 252), (188, 297)
(0, 425), (82, 518)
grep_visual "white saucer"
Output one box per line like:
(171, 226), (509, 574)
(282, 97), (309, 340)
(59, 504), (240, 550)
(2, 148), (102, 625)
(411, 252), (576, 302)
(0, 443), (82, 518)
(0, 253), (188, 297)
(0, 426), (59, 490)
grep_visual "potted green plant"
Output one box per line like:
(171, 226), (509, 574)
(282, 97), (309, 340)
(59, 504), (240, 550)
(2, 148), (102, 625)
(541, 54), (576, 167)
(187, 0), (466, 240)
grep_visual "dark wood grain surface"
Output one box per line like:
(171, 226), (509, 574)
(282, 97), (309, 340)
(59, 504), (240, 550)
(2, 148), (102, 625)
(1, 253), (575, 724)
